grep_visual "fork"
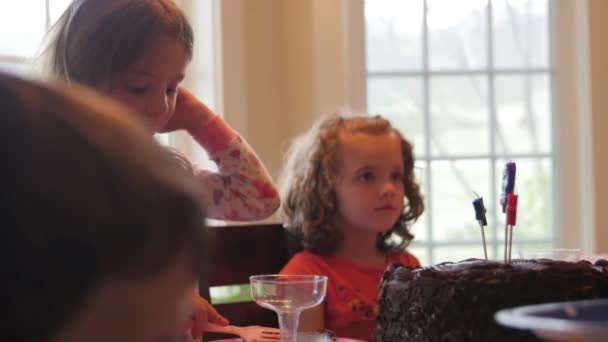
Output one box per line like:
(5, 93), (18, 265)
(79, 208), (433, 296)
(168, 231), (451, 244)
(206, 323), (281, 342)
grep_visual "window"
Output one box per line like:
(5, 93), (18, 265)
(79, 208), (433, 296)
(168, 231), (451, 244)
(0, 1), (71, 73)
(365, 0), (554, 265)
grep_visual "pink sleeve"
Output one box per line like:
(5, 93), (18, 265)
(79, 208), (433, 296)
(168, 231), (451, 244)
(191, 116), (280, 221)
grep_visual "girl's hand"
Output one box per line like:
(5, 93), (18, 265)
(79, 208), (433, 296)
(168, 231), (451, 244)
(161, 87), (215, 135)
(185, 294), (229, 338)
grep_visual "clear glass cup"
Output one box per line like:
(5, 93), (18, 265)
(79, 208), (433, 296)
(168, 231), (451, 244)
(296, 330), (335, 342)
(518, 248), (581, 261)
(250, 275), (328, 342)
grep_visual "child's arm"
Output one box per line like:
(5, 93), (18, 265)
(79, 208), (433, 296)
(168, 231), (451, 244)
(163, 88), (280, 221)
(189, 293), (229, 338)
(192, 122), (279, 221)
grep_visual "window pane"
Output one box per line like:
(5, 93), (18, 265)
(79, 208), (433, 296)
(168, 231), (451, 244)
(0, 1), (47, 57)
(365, 0), (423, 71)
(431, 160), (492, 242)
(50, 0), (72, 23)
(493, 0), (550, 69)
(407, 243), (429, 266)
(427, 0), (487, 70)
(495, 74), (551, 155)
(494, 158), (553, 241)
(430, 76), (489, 156)
(367, 76), (426, 156)
(409, 160), (428, 242)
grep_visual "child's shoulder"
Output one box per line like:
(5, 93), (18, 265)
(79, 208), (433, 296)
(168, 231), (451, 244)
(281, 251), (332, 274)
(388, 250), (421, 268)
(289, 250), (329, 264)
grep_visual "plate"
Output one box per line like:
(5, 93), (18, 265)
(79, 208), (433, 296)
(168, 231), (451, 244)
(210, 338), (364, 342)
(495, 298), (608, 342)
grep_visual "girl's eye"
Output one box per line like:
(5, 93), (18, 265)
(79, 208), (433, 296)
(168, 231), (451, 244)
(358, 172), (374, 182)
(391, 172), (404, 182)
(127, 86), (147, 95)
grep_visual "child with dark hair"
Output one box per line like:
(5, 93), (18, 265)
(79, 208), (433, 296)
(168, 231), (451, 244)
(280, 113), (425, 341)
(0, 72), (206, 341)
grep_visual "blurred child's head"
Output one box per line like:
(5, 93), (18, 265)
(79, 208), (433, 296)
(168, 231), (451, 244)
(280, 113), (424, 255)
(0, 73), (205, 341)
(38, 0), (193, 131)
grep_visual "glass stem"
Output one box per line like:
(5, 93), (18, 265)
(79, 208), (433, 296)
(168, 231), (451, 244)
(277, 310), (301, 342)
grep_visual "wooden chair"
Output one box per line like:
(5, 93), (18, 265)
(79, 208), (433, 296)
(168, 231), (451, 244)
(199, 223), (300, 341)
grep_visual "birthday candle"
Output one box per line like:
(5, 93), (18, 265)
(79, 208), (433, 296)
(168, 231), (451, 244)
(473, 196), (488, 226)
(500, 162), (516, 213)
(472, 195), (488, 260)
(506, 193), (518, 263)
(500, 162), (516, 263)
(506, 194), (518, 226)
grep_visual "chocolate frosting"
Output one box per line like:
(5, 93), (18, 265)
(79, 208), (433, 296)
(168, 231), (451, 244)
(376, 259), (608, 342)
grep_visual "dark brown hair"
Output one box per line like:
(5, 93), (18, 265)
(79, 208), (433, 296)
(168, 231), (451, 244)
(280, 113), (424, 255)
(37, 0), (193, 87)
(0, 73), (205, 341)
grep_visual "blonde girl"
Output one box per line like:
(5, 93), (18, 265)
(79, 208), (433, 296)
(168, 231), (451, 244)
(36, 0), (281, 337)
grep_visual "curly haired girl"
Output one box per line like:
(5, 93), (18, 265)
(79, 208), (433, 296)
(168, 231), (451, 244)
(280, 113), (424, 341)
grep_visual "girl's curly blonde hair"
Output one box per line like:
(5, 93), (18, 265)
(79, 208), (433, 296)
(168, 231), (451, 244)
(280, 113), (424, 255)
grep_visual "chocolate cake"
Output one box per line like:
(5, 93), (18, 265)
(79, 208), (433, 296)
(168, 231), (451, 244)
(376, 259), (608, 342)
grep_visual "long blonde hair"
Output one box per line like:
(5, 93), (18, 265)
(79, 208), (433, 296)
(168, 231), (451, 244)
(280, 113), (425, 255)
(36, 0), (193, 87)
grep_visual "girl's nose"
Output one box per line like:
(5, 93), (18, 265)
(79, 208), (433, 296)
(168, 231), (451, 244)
(380, 181), (396, 197)
(145, 94), (169, 119)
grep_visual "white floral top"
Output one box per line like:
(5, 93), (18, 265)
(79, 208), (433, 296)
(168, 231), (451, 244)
(189, 115), (280, 221)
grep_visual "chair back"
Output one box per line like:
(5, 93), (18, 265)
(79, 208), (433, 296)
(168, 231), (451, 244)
(200, 223), (300, 340)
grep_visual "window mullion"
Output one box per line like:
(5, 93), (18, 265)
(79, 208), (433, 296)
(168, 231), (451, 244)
(488, 0), (499, 260)
(45, 0), (51, 30)
(422, 0), (433, 265)
(548, 0), (559, 250)
(368, 68), (552, 77)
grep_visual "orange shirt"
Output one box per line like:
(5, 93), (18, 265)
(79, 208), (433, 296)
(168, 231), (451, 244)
(280, 251), (420, 341)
